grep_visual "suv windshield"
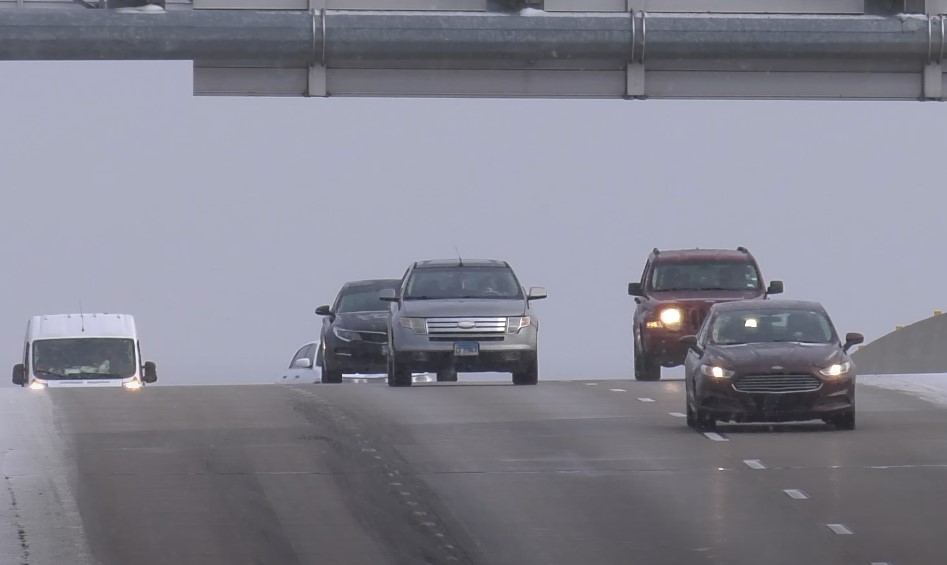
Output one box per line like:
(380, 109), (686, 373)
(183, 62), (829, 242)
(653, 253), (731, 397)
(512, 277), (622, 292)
(651, 260), (761, 292)
(337, 289), (391, 313)
(708, 309), (836, 345)
(32, 338), (137, 379)
(405, 266), (523, 300)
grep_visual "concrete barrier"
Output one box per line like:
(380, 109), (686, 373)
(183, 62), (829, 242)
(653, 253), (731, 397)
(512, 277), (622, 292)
(852, 311), (947, 374)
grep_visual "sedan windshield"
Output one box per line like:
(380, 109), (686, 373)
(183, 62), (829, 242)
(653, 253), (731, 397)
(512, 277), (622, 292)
(405, 266), (523, 300)
(708, 309), (836, 345)
(651, 260), (761, 292)
(33, 338), (137, 379)
(337, 289), (391, 312)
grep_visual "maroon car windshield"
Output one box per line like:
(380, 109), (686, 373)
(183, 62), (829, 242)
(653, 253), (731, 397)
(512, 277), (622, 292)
(650, 260), (761, 292)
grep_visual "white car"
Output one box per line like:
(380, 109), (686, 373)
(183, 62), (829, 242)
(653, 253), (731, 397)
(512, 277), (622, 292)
(278, 341), (435, 384)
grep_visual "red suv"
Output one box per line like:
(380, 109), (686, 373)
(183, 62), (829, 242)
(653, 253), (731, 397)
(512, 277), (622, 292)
(628, 247), (783, 381)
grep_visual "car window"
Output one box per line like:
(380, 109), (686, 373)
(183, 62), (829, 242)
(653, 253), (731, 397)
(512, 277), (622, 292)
(709, 310), (835, 345)
(650, 261), (761, 292)
(289, 345), (309, 368)
(337, 289), (390, 312)
(405, 266), (523, 300)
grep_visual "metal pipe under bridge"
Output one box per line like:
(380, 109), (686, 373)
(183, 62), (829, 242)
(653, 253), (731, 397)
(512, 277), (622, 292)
(2, 0), (947, 100)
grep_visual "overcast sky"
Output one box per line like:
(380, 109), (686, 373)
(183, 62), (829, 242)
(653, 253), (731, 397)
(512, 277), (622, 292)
(0, 60), (943, 385)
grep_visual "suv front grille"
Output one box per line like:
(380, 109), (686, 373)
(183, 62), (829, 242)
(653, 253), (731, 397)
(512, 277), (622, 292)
(733, 373), (822, 393)
(426, 317), (507, 340)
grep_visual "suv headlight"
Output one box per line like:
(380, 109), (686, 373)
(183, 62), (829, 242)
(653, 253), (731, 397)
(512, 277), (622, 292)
(819, 361), (851, 377)
(399, 318), (428, 335)
(507, 316), (531, 333)
(700, 364), (734, 379)
(646, 307), (683, 329)
(333, 327), (362, 342)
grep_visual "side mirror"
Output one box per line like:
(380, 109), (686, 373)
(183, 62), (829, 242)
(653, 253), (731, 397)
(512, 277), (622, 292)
(628, 282), (643, 297)
(379, 288), (398, 302)
(315, 305), (333, 317)
(142, 361), (158, 383)
(528, 287), (547, 300)
(293, 358), (313, 369)
(843, 332), (864, 352)
(12, 364), (24, 386)
(767, 280), (784, 295)
(679, 335), (702, 354)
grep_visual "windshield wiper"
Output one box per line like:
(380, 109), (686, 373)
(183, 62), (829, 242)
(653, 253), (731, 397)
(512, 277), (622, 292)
(404, 296), (442, 300)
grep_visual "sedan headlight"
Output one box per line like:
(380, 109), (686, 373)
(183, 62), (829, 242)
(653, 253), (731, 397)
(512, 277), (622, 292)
(333, 327), (362, 342)
(507, 316), (531, 333)
(700, 364), (734, 379)
(819, 361), (852, 377)
(398, 318), (428, 335)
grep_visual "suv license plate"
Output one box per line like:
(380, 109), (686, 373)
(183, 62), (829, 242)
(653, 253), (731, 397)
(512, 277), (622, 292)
(454, 342), (480, 356)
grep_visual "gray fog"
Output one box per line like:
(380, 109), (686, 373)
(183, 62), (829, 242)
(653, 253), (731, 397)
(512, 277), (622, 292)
(0, 60), (942, 385)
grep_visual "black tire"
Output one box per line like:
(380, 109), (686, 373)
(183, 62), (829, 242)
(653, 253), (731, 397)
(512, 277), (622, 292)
(437, 368), (458, 382)
(694, 406), (716, 431)
(386, 353), (412, 387)
(321, 354), (343, 384)
(833, 410), (855, 430)
(634, 350), (661, 381)
(686, 401), (697, 429)
(513, 356), (539, 385)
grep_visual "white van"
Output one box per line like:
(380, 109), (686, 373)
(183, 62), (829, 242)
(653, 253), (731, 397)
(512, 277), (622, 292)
(12, 313), (158, 390)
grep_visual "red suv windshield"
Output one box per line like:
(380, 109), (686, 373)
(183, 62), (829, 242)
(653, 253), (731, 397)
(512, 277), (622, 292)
(650, 260), (761, 292)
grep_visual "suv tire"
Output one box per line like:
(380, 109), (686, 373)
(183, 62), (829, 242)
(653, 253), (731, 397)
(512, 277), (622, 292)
(437, 368), (458, 382)
(386, 354), (413, 387)
(634, 349), (661, 381)
(513, 356), (539, 385)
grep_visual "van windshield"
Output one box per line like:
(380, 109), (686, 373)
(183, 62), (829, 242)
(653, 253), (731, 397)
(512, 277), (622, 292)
(33, 338), (137, 379)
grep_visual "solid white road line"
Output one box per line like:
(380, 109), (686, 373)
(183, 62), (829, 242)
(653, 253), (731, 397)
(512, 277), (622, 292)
(827, 524), (854, 535)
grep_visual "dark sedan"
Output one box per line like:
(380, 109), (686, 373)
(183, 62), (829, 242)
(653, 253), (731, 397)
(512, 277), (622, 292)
(681, 299), (864, 430)
(315, 278), (401, 383)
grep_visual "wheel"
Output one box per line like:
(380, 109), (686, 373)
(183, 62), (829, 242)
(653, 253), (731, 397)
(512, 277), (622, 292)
(694, 405), (716, 431)
(686, 401), (696, 428)
(513, 356), (539, 385)
(321, 354), (343, 384)
(833, 410), (855, 430)
(386, 352), (412, 387)
(634, 350), (661, 381)
(436, 368), (458, 382)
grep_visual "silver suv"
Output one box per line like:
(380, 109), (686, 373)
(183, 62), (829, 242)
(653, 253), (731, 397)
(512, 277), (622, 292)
(379, 259), (547, 387)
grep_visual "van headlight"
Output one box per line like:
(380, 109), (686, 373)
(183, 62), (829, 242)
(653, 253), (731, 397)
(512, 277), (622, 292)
(29, 381), (46, 390)
(123, 379), (143, 391)
(819, 361), (851, 377)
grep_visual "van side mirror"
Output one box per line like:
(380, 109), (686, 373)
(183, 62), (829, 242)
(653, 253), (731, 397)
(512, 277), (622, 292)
(843, 332), (864, 352)
(528, 287), (547, 300)
(767, 280), (784, 295)
(680, 335), (702, 354)
(142, 361), (158, 383)
(379, 288), (398, 302)
(628, 282), (643, 297)
(12, 364), (24, 386)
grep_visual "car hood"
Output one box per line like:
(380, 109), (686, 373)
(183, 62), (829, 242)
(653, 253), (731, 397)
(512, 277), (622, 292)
(334, 311), (389, 332)
(400, 299), (526, 318)
(706, 342), (844, 372)
(645, 290), (764, 303)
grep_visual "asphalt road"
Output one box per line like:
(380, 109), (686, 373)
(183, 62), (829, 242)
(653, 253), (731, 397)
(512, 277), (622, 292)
(9, 378), (947, 565)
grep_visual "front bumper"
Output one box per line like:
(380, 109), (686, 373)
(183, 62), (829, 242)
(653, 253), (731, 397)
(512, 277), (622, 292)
(695, 374), (854, 423)
(640, 329), (689, 366)
(326, 339), (388, 373)
(391, 325), (537, 372)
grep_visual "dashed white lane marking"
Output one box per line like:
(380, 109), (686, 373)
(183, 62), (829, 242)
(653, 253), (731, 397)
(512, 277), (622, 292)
(870, 562), (893, 565)
(827, 524), (854, 535)
(703, 432), (728, 442)
(669, 412), (687, 417)
(585, 383), (598, 386)
(609, 388), (627, 392)
(783, 489), (809, 500)
(743, 459), (766, 470)
(637, 397), (655, 402)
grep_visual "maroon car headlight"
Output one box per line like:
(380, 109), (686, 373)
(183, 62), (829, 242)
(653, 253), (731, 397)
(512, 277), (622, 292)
(646, 307), (683, 329)
(819, 361), (852, 377)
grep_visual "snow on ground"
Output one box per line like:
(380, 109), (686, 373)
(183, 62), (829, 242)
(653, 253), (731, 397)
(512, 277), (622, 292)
(860, 373), (947, 409)
(0, 389), (95, 565)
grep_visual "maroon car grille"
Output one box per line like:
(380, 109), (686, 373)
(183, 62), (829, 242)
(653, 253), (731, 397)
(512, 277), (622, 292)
(686, 308), (706, 331)
(733, 373), (822, 393)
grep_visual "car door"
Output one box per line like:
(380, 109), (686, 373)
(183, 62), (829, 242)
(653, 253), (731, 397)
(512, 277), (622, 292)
(684, 314), (712, 403)
(281, 344), (315, 383)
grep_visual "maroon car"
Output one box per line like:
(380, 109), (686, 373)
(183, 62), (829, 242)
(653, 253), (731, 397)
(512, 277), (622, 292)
(680, 299), (863, 430)
(628, 247), (783, 381)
